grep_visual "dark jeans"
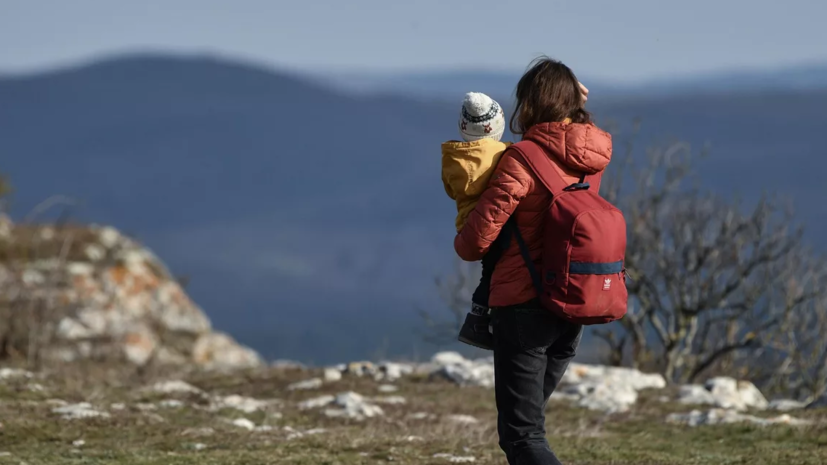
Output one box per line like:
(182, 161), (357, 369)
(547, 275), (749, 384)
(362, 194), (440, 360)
(491, 304), (583, 465)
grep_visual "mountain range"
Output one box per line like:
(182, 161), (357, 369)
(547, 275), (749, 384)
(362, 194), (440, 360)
(1, 54), (825, 364)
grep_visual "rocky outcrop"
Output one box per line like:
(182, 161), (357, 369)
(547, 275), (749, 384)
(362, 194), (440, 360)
(0, 220), (261, 370)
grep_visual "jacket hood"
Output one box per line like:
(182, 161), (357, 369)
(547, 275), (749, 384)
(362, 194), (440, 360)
(522, 122), (612, 174)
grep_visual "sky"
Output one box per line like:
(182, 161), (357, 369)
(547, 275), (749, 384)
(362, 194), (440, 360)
(2, 0), (827, 82)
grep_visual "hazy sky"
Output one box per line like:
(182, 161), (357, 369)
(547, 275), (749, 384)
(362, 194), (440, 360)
(3, 0), (827, 81)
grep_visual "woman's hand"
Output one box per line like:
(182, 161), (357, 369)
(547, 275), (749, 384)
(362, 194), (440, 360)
(579, 82), (589, 105)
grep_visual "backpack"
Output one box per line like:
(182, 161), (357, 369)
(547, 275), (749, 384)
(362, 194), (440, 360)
(509, 140), (628, 325)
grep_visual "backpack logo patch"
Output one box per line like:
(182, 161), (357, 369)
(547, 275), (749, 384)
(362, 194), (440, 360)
(603, 278), (612, 291)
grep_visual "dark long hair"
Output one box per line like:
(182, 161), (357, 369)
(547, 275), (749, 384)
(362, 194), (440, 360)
(510, 57), (591, 135)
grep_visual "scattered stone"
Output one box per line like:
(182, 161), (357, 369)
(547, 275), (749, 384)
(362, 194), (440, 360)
(230, 418), (256, 431)
(72, 440), (85, 447)
(181, 427), (216, 437)
(284, 426), (327, 440)
(678, 377), (768, 411)
(110, 403), (126, 411)
(433, 453), (477, 463)
(297, 395), (336, 410)
(432, 352), (468, 366)
(192, 332), (263, 371)
(433, 355), (495, 388)
(560, 382), (638, 414)
(445, 414), (479, 425)
(667, 408), (813, 427)
(53, 403), (110, 420)
(403, 435), (423, 442)
(150, 380), (203, 395)
(372, 396), (406, 405)
(407, 412), (437, 421)
(0, 368), (33, 380)
(378, 384), (399, 393)
(376, 362), (415, 382)
(323, 392), (384, 420)
(212, 395), (271, 413)
(159, 399), (184, 409)
(287, 378), (323, 391)
(46, 399), (69, 407)
(323, 368), (343, 383)
(136, 403), (159, 411)
(254, 425), (275, 432)
(0, 451), (10, 457)
(346, 361), (377, 377)
(191, 443), (207, 451)
(768, 399), (808, 412)
(27, 383), (46, 392)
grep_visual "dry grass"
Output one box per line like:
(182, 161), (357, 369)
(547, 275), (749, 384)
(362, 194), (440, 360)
(0, 364), (826, 465)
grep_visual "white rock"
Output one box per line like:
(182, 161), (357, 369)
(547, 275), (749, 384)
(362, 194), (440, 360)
(437, 361), (495, 388)
(53, 403), (110, 420)
(407, 412), (437, 421)
(84, 244), (106, 261)
(574, 383), (638, 413)
(323, 368), (343, 383)
(432, 351), (468, 366)
(378, 384), (399, 393)
(0, 368), (33, 380)
(159, 400), (184, 409)
(323, 392), (384, 420)
(377, 362), (414, 382)
(191, 443), (207, 451)
(373, 396), (406, 405)
(433, 453), (477, 463)
(445, 414), (479, 425)
(110, 403), (126, 411)
(768, 399), (808, 411)
(214, 395), (271, 413)
(72, 440), (85, 447)
(67, 262), (96, 276)
(298, 395), (336, 410)
(287, 378), (323, 391)
(150, 380), (203, 395)
(667, 408), (813, 427)
(136, 403), (158, 411)
(678, 377), (768, 411)
(231, 418), (256, 431)
(254, 425), (274, 432)
(98, 227), (122, 249)
(346, 361), (377, 377)
(192, 332), (262, 370)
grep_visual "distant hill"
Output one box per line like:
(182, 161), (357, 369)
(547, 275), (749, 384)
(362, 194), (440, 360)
(2, 54), (826, 364)
(324, 63), (827, 102)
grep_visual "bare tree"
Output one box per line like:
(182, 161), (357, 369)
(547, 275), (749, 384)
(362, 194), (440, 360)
(601, 131), (826, 389)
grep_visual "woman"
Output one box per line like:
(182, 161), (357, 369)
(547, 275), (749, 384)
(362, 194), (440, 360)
(454, 58), (612, 465)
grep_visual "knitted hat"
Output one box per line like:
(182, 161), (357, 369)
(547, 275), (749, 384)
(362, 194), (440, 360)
(459, 92), (505, 142)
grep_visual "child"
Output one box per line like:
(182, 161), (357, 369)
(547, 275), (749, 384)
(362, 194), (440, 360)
(441, 92), (510, 350)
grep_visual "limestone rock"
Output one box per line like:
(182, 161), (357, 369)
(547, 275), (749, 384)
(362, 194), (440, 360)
(287, 378), (323, 391)
(53, 402), (110, 420)
(0, 223), (262, 370)
(667, 408), (812, 427)
(192, 332), (263, 370)
(323, 392), (383, 420)
(678, 377), (768, 411)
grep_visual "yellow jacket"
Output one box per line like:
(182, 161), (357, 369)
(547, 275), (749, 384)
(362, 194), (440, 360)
(441, 139), (511, 232)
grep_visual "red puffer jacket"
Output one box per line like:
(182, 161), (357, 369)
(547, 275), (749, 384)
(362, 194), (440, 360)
(454, 122), (613, 307)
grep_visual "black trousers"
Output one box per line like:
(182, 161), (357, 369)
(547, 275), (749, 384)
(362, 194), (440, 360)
(491, 304), (583, 465)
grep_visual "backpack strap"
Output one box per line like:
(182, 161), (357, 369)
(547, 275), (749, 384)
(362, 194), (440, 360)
(509, 219), (543, 298)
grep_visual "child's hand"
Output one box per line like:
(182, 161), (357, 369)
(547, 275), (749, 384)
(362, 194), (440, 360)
(578, 82), (589, 105)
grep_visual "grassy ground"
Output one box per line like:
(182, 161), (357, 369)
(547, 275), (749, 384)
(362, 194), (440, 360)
(0, 364), (825, 465)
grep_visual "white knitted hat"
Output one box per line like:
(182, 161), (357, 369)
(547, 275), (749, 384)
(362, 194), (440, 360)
(459, 92), (505, 142)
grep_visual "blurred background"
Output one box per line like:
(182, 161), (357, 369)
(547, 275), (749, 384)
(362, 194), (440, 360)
(2, 0), (826, 369)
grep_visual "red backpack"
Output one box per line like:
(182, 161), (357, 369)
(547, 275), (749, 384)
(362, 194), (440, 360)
(509, 140), (628, 325)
